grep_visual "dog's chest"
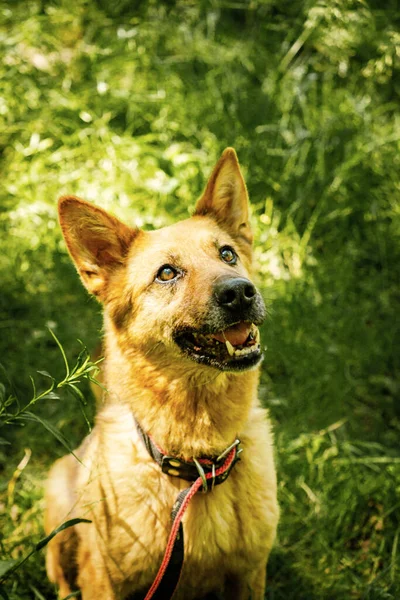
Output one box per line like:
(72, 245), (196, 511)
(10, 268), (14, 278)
(88, 450), (270, 594)
(81, 408), (276, 595)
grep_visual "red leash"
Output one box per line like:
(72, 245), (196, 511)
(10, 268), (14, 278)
(143, 446), (237, 600)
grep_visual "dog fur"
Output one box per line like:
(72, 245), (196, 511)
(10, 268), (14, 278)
(45, 148), (279, 600)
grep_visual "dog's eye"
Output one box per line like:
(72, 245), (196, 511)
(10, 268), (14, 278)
(220, 246), (237, 265)
(156, 265), (178, 282)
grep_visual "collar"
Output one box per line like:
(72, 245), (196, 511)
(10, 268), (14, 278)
(135, 419), (242, 492)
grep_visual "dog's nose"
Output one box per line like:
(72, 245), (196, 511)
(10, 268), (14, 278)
(214, 277), (256, 310)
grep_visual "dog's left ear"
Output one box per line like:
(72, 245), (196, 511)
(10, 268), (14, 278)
(194, 148), (253, 246)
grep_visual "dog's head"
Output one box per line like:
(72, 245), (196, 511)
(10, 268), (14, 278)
(59, 148), (266, 372)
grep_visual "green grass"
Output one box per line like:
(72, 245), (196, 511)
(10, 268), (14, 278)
(1, 0), (399, 598)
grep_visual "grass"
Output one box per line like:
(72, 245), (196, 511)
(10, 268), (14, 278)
(1, 0), (399, 598)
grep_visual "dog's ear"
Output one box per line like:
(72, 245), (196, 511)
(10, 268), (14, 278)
(194, 148), (253, 246)
(58, 196), (137, 300)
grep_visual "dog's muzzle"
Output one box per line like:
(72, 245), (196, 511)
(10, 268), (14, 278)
(174, 277), (266, 372)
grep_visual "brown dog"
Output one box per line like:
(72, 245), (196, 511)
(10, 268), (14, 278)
(45, 148), (279, 600)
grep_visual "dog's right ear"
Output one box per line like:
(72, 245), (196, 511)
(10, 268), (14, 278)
(58, 196), (138, 300)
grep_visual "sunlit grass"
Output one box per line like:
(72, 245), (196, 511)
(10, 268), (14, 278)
(1, 0), (399, 598)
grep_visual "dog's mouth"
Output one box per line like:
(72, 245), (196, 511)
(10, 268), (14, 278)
(174, 322), (262, 371)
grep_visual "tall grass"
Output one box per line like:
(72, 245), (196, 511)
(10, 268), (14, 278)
(1, 1), (399, 598)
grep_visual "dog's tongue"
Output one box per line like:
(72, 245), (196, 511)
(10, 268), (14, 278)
(212, 322), (251, 347)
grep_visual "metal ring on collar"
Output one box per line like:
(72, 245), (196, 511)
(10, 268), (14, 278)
(193, 457), (208, 492)
(216, 438), (240, 463)
(210, 463), (216, 492)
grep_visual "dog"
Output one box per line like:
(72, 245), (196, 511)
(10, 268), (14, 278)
(45, 148), (279, 600)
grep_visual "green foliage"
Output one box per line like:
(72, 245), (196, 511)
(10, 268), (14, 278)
(0, 517), (91, 596)
(0, 331), (102, 446)
(0, 333), (101, 599)
(1, 0), (399, 598)
(270, 423), (400, 598)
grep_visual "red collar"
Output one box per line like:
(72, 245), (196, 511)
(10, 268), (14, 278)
(135, 418), (242, 491)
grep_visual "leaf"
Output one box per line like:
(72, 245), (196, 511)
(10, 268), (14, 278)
(67, 383), (87, 405)
(44, 391), (60, 400)
(48, 328), (69, 378)
(88, 375), (106, 392)
(19, 412), (80, 461)
(79, 403), (91, 434)
(0, 438), (10, 445)
(62, 592), (81, 599)
(37, 370), (54, 380)
(85, 365), (102, 374)
(73, 346), (89, 373)
(35, 518), (92, 551)
(29, 585), (46, 600)
(29, 375), (36, 399)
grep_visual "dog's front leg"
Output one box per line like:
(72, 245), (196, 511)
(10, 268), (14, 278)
(76, 546), (116, 600)
(249, 560), (267, 600)
(78, 572), (116, 600)
(224, 559), (267, 600)
(224, 575), (251, 600)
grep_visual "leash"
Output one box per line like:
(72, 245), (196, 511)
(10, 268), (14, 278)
(134, 421), (242, 600)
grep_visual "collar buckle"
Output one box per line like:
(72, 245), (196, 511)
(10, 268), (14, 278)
(161, 455), (198, 481)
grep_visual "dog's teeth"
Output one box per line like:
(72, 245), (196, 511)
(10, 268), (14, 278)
(255, 328), (260, 344)
(234, 346), (255, 356)
(225, 340), (235, 356)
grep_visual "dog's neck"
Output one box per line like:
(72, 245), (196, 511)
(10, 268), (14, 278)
(102, 326), (260, 459)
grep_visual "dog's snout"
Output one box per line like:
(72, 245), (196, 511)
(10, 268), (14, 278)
(214, 277), (257, 310)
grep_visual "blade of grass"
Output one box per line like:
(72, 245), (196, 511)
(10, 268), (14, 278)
(0, 519), (91, 583)
(48, 328), (69, 380)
